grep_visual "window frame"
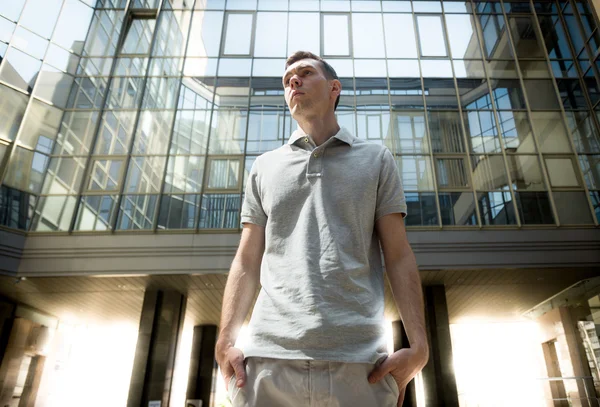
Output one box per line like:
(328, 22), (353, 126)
(415, 14), (449, 58)
(321, 12), (352, 58)
(220, 11), (256, 57)
(203, 155), (243, 193)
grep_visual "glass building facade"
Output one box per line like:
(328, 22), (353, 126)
(0, 0), (599, 233)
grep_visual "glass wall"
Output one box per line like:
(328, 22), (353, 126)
(0, 0), (598, 231)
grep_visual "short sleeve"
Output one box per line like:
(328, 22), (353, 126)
(375, 148), (407, 220)
(241, 158), (268, 227)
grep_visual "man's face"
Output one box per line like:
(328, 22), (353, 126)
(282, 59), (337, 116)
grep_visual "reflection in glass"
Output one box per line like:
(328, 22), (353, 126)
(0, 84), (28, 142)
(199, 193), (240, 228)
(34, 65), (75, 108)
(52, 0), (94, 54)
(164, 156), (205, 194)
(578, 155), (600, 190)
(133, 110), (175, 155)
(32, 195), (77, 231)
(478, 191), (517, 225)
(507, 155), (546, 191)
(18, 100), (61, 151)
(516, 191), (554, 224)
(464, 110), (500, 153)
(41, 156), (85, 195)
(86, 159), (124, 192)
(508, 16), (546, 59)
(121, 19), (156, 55)
(395, 156), (435, 191)
(0, 47), (42, 92)
(355, 78), (389, 109)
(357, 111), (390, 147)
(453, 60), (485, 78)
(246, 110), (284, 153)
(94, 111), (136, 155)
(12, 26), (48, 59)
(288, 13), (320, 54)
(157, 194), (200, 229)
(522, 80), (561, 110)
(417, 15), (447, 57)
(118, 194), (158, 230)
(223, 13), (253, 55)
(255, 12), (287, 57)
(404, 192), (438, 226)
(479, 14), (510, 59)
(393, 112), (428, 154)
(0, 185), (36, 230)
(589, 191), (600, 222)
(19, 0), (62, 38)
(354, 59), (386, 78)
(545, 157), (579, 187)
(486, 59), (519, 78)
(208, 110), (246, 154)
(413, 1), (442, 13)
(445, 14), (481, 59)
(423, 79), (457, 109)
(457, 79), (491, 110)
(472, 154), (509, 191)
(383, 14), (417, 58)
(0, 1), (26, 22)
(217, 58), (252, 76)
(352, 13), (385, 58)
(421, 60), (454, 78)
(519, 60), (551, 78)
(438, 192), (477, 225)
(499, 111), (535, 153)
(54, 111), (99, 156)
(390, 79), (423, 110)
(428, 111), (464, 153)
(323, 14), (350, 56)
(553, 191), (593, 224)
(3, 146), (50, 194)
(388, 60), (420, 78)
(187, 11), (224, 57)
(207, 158), (240, 189)
(250, 77), (286, 108)
(564, 112), (600, 153)
(530, 112), (572, 153)
(436, 158), (469, 188)
(124, 156), (167, 194)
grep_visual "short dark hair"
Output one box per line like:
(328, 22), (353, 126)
(285, 51), (340, 110)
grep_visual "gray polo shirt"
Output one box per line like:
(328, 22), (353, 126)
(240, 126), (407, 363)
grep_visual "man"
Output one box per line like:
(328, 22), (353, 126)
(215, 51), (428, 407)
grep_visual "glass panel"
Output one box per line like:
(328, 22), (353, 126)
(478, 191), (517, 225)
(75, 194), (118, 231)
(223, 13), (253, 55)
(464, 110), (500, 154)
(0, 84), (28, 142)
(445, 14), (481, 59)
(420, 60), (453, 78)
(323, 14), (350, 56)
(457, 79), (492, 110)
(382, 1), (411, 12)
(530, 112), (572, 153)
(32, 195), (77, 231)
(171, 110), (211, 155)
(259, 0), (288, 10)
(523, 79), (561, 110)
(207, 158), (240, 189)
(12, 26), (48, 59)
(54, 111), (99, 156)
(519, 60), (551, 78)
(199, 193), (240, 228)
(246, 110), (284, 153)
(320, 0), (350, 11)
(208, 110), (247, 154)
(3, 146), (49, 194)
(578, 155), (600, 189)
(250, 77), (286, 108)
(393, 112), (428, 154)
(94, 111), (137, 155)
(423, 79), (458, 109)
(290, 0), (320, 11)
(553, 191), (593, 224)
(486, 59), (519, 78)
(121, 19), (156, 55)
(589, 191), (600, 222)
(34, 65), (74, 108)
(564, 15), (585, 54)
(404, 192), (439, 226)
(117, 194), (158, 230)
(352, 13), (385, 58)
(40, 156), (85, 195)
(226, 0), (257, 9)
(545, 157), (580, 187)
(217, 58), (252, 76)
(395, 155), (435, 191)
(214, 78), (250, 108)
(0, 185), (36, 230)
(132, 110), (175, 155)
(538, 16), (572, 60)
(555, 78), (586, 109)
(254, 12), (287, 57)
(52, 0), (94, 54)
(515, 191), (554, 224)
(288, 13), (320, 55)
(472, 154), (510, 190)
(417, 15), (447, 57)
(491, 79), (526, 110)
(438, 192), (477, 225)
(86, 159), (124, 192)
(413, 1), (442, 12)
(436, 157), (469, 188)
(0, 0), (26, 21)
(124, 156), (167, 194)
(354, 59), (386, 77)
(508, 16), (546, 59)
(566, 111), (600, 153)
(107, 76), (146, 109)
(19, 0), (62, 38)
(507, 155), (546, 190)
(388, 60), (421, 78)
(357, 111), (390, 146)
(499, 111), (536, 153)
(18, 100), (61, 151)
(157, 194), (200, 229)
(187, 11), (224, 57)
(428, 111), (464, 153)
(390, 79), (424, 110)
(383, 14), (418, 58)
(355, 78), (389, 109)
(481, 14), (510, 59)
(0, 47), (42, 92)
(165, 156), (205, 194)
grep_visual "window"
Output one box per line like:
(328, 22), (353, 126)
(417, 15), (447, 57)
(254, 12), (286, 57)
(205, 157), (242, 191)
(223, 13), (253, 55)
(288, 12), (319, 54)
(383, 14), (418, 58)
(323, 14), (350, 56)
(352, 13), (384, 58)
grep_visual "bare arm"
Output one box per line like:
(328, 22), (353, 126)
(215, 223), (265, 389)
(369, 213), (429, 405)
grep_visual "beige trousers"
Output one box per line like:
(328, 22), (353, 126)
(228, 357), (400, 407)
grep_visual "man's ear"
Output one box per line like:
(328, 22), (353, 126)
(330, 79), (342, 97)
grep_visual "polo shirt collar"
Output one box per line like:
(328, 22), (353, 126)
(288, 126), (355, 147)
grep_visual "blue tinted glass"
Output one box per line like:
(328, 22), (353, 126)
(478, 191), (517, 225)
(404, 192), (438, 226)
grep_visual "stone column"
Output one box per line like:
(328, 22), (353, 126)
(186, 325), (218, 407)
(127, 290), (186, 407)
(0, 317), (33, 406)
(422, 285), (459, 407)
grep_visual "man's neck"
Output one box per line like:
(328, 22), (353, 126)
(296, 113), (340, 146)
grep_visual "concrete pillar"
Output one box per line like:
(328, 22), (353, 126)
(186, 325), (218, 407)
(0, 301), (16, 363)
(127, 290), (186, 407)
(18, 355), (45, 407)
(422, 285), (459, 407)
(392, 320), (417, 407)
(0, 317), (33, 406)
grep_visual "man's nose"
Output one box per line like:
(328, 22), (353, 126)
(290, 76), (301, 89)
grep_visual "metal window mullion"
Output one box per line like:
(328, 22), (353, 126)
(499, 0), (560, 226)
(470, 0), (522, 227)
(569, 0), (600, 91)
(441, 7), (484, 228)
(530, 0), (599, 226)
(409, 8), (442, 229)
(235, 73), (254, 232)
(109, 2), (163, 231)
(152, 1), (197, 231)
(378, 1), (397, 156)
